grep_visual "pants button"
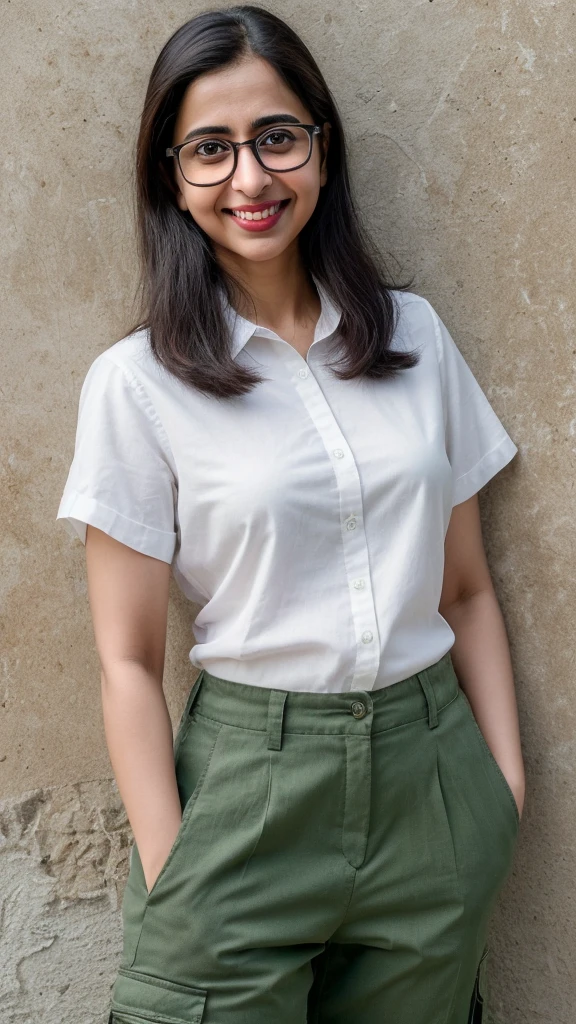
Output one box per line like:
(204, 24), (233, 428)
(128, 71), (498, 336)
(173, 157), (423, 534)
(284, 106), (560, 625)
(351, 700), (367, 719)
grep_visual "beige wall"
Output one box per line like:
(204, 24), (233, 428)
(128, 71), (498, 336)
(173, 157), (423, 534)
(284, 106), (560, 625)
(1, 1), (573, 1020)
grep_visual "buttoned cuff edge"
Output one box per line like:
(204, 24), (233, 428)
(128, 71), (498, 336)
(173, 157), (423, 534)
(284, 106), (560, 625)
(56, 492), (176, 563)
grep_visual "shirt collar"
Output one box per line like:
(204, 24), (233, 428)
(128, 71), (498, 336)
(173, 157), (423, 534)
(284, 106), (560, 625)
(218, 274), (343, 360)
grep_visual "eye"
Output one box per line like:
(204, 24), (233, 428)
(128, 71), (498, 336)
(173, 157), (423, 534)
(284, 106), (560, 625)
(259, 129), (296, 148)
(194, 139), (231, 159)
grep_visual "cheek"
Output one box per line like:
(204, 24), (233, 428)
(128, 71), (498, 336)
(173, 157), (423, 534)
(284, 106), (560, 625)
(185, 192), (226, 233)
(296, 157), (322, 200)
(291, 173), (321, 224)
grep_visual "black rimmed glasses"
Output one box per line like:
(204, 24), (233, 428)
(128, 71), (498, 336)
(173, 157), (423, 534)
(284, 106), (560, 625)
(166, 123), (322, 187)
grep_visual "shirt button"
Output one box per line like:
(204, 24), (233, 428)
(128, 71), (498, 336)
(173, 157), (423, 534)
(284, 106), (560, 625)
(333, 448), (344, 458)
(361, 630), (373, 644)
(351, 700), (367, 719)
(298, 368), (308, 378)
(346, 518), (357, 531)
(353, 579), (365, 589)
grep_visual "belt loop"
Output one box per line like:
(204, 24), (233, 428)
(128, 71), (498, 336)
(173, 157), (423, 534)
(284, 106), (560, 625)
(184, 669), (206, 720)
(417, 667), (439, 729)
(267, 690), (288, 750)
(173, 669), (206, 758)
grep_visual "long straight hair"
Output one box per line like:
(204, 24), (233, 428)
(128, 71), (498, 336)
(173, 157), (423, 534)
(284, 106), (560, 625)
(126, 5), (420, 399)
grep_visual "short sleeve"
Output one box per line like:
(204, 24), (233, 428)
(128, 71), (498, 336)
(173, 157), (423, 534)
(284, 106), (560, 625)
(427, 300), (518, 507)
(56, 354), (177, 562)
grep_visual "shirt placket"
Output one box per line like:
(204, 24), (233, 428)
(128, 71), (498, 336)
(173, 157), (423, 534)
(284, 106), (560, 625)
(291, 358), (381, 692)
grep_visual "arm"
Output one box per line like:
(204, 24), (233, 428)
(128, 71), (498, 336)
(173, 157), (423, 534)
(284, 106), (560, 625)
(439, 494), (525, 818)
(85, 523), (182, 893)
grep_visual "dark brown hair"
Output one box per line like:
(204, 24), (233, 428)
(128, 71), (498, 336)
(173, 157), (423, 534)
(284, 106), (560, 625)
(126, 5), (420, 399)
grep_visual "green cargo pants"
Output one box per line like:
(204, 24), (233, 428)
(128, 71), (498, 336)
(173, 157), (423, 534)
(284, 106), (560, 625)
(109, 651), (520, 1023)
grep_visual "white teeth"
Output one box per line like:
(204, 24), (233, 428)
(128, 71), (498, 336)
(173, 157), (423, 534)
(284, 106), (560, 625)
(232, 202), (283, 221)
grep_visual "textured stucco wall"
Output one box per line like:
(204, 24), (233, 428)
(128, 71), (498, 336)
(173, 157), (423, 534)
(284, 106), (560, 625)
(1, 1), (574, 1021)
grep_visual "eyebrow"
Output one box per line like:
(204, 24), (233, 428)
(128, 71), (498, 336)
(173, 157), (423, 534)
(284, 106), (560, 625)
(180, 113), (302, 144)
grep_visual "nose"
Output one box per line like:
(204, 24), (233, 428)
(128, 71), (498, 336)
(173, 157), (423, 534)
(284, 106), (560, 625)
(230, 144), (273, 197)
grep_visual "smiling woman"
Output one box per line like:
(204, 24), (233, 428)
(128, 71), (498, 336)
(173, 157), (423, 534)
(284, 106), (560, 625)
(55, 5), (524, 1023)
(125, 8), (421, 395)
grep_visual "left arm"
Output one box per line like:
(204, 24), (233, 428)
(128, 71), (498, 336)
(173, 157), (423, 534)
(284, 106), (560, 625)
(439, 493), (525, 819)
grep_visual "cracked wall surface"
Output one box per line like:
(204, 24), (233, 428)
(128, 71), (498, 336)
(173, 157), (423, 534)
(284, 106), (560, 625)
(0, 781), (127, 1022)
(1, 1), (574, 1022)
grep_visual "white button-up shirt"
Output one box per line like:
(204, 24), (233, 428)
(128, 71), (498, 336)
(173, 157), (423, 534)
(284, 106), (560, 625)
(56, 282), (518, 692)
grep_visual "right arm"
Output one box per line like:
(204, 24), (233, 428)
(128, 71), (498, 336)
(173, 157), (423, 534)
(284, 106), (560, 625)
(85, 523), (182, 894)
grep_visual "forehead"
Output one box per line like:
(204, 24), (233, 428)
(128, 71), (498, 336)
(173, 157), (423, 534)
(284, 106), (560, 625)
(174, 56), (311, 134)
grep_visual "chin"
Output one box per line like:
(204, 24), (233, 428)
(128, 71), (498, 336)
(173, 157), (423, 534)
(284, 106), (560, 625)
(223, 239), (292, 262)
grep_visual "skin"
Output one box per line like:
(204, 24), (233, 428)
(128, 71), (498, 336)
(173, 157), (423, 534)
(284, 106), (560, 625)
(86, 55), (525, 896)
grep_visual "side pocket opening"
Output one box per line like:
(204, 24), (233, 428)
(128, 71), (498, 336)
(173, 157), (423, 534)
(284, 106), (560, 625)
(145, 718), (223, 901)
(467, 945), (489, 1024)
(119, 843), (148, 970)
(460, 690), (520, 832)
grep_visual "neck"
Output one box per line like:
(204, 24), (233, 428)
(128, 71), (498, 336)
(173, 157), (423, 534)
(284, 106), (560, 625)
(215, 241), (320, 337)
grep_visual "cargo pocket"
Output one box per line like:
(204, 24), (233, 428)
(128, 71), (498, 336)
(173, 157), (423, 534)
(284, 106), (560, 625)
(109, 965), (207, 1023)
(467, 945), (489, 1023)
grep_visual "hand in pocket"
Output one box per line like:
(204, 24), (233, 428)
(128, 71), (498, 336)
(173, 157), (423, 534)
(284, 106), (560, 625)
(141, 816), (183, 895)
(507, 776), (525, 821)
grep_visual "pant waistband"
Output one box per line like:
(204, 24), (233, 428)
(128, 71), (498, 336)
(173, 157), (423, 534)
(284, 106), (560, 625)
(177, 652), (460, 750)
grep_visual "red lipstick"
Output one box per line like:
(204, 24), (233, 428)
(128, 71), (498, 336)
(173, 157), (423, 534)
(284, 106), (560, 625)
(224, 198), (290, 232)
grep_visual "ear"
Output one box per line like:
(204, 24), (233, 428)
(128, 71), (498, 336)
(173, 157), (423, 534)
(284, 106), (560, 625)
(319, 121), (331, 186)
(175, 189), (188, 212)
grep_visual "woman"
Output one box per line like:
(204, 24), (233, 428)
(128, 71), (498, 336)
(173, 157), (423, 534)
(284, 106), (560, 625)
(56, 6), (525, 1022)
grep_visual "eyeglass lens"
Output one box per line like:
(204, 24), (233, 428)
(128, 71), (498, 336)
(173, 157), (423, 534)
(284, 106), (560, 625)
(178, 125), (312, 185)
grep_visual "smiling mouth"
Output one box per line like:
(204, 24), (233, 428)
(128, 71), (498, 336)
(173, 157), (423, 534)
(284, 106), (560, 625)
(223, 198), (291, 221)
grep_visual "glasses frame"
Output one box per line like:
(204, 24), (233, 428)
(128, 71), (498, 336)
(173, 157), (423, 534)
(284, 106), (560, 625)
(166, 123), (322, 187)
